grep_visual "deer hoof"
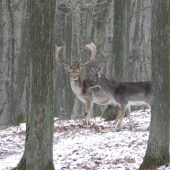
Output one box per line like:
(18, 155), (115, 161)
(87, 121), (91, 126)
(83, 120), (91, 126)
(113, 121), (117, 125)
(117, 124), (121, 130)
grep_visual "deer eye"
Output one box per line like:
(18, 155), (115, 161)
(93, 78), (96, 81)
(77, 71), (79, 74)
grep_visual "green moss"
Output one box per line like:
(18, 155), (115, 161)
(15, 114), (26, 126)
(101, 105), (118, 121)
(44, 160), (54, 170)
(12, 157), (54, 170)
(104, 106), (110, 112)
(139, 155), (165, 170)
(101, 106), (109, 119)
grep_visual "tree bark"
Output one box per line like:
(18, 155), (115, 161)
(13, 1), (31, 168)
(93, 0), (111, 57)
(70, 1), (84, 119)
(7, 0), (15, 125)
(80, 3), (94, 79)
(0, 0), (3, 72)
(0, 0), (5, 126)
(103, 0), (130, 121)
(92, 0), (112, 117)
(129, 0), (141, 82)
(124, 1), (130, 81)
(12, 0), (30, 126)
(113, 0), (130, 80)
(138, 1), (145, 81)
(25, 0), (55, 169)
(55, 3), (74, 119)
(139, 1), (170, 169)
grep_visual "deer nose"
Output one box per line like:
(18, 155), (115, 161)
(72, 76), (78, 80)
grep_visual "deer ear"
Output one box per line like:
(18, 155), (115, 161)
(64, 66), (71, 72)
(80, 66), (85, 72)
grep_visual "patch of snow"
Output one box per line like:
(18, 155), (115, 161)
(0, 109), (169, 170)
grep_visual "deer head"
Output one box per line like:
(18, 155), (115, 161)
(55, 43), (96, 81)
(91, 54), (111, 88)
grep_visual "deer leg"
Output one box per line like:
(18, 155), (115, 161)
(126, 106), (134, 131)
(113, 105), (121, 125)
(117, 104), (126, 130)
(85, 101), (92, 126)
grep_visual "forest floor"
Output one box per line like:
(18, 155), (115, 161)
(0, 109), (170, 170)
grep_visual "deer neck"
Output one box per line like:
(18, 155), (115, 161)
(70, 75), (82, 95)
(98, 76), (116, 98)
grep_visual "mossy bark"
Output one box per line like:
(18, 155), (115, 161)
(101, 105), (117, 121)
(44, 160), (55, 170)
(139, 155), (164, 170)
(15, 114), (26, 126)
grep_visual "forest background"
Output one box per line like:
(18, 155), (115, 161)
(0, 0), (151, 129)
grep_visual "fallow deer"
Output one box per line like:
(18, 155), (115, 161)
(55, 43), (121, 125)
(91, 60), (151, 130)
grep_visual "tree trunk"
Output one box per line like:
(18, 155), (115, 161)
(0, 0), (3, 72)
(12, 0), (30, 126)
(80, 4), (94, 79)
(103, 0), (130, 121)
(139, 1), (146, 81)
(25, 0), (55, 169)
(93, 0), (111, 57)
(113, 0), (130, 80)
(124, 1), (130, 81)
(139, 1), (170, 169)
(92, 0), (112, 118)
(70, 1), (84, 119)
(129, 0), (141, 81)
(55, 3), (74, 119)
(0, 0), (5, 127)
(7, 0), (15, 125)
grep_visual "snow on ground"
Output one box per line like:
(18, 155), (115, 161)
(0, 109), (170, 170)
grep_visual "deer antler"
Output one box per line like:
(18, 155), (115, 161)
(91, 58), (100, 74)
(91, 54), (111, 75)
(101, 54), (112, 74)
(78, 42), (96, 68)
(55, 44), (72, 69)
